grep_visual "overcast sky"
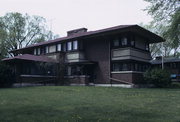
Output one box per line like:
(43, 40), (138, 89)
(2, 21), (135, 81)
(0, 0), (152, 36)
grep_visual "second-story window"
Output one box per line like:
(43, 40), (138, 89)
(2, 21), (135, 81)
(73, 40), (78, 50)
(45, 46), (49, 53)
(57, 44), (61, 51)
(121, 37), (128, 46)
(34, 48), (37, 55)
(37, 48), (41, 55)
(131, 40), (135, 46)
(145, 43), (149, 51)
(63, 43), (66, 52)
(113, 39), (119, 47)
(49, 45), (56, 53)
(67, 42), (72, 51)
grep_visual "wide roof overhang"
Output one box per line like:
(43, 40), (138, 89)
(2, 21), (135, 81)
(11, 25), (165, 54)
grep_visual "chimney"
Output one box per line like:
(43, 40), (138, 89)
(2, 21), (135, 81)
(67, 28), (88, 36)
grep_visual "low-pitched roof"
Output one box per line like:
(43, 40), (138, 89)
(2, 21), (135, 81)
(150, 57), (180, 64)
(2, 54), (57, 63)
(11, 24), (164, 53)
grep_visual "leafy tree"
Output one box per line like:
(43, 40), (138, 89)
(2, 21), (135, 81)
(143, 0), (180, 57)
(0, 62), (15, 88)
(0, 12), (58, 58)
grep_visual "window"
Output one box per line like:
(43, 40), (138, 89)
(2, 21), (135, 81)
(41, 47), (45, 54)
(122, 63), (128, 71)
(67, 66), (71, 76)
(45, 46), (49, 53)
(49, 45), (56, 53)
(57, 44), (61, 51)
(145, 43), (149, 51)
(112, 62), (149, 72)
(34, 48), (37, 55)
(113, 63), (120, 71)
(67, 42), (72, 51)
(113, 39), (119, 47)
(121, 37), (128, 46)
(37, 48), (41, 55)
(73, 40), (78, 50)
(135, 63), (138, 71)
(63, 43), (66, 51)
(131, 40), (135, 46)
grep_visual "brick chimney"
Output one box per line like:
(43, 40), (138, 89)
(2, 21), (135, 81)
(67, 28), (88, 36)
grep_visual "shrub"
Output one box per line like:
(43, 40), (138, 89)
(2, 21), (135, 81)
(171, 82), (180, 88)
(143, 68), (171, 88)
(0, 62), (15, 88)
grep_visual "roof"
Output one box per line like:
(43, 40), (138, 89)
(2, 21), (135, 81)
(150, 57), (180, 64)
(2, 54), (57, 63)
(11, 24), (165, 53)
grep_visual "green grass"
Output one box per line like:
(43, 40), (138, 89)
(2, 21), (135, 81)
(0, 86), (180, 122)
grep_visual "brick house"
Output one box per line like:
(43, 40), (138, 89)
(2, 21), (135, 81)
(3, 25), (164, 86)
(151, 57), (180, 82)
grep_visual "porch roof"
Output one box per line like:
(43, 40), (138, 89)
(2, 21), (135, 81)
(2, 54), (57, 63)
(150, 57), (180, 64)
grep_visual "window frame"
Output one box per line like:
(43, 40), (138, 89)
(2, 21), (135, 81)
(73, 40), (78, 50)
(57, 43), (62, 52)
(67, 41), (72, 51)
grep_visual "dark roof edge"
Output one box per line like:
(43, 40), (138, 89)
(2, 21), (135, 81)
(132, 25), (165, 43)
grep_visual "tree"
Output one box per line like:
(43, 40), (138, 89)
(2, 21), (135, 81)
(0, 12), (58, 58)
(0, 62), (15, 88)
(143, 0), (180, 57)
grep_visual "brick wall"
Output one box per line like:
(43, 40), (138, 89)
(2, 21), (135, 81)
(84, 38), (110, 84)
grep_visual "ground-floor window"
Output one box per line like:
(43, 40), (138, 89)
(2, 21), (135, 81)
(65, 65), (94, 76)
(21, 62), (56, 76)
(112, 60), (150, 72)
(65, 65), (84, 76)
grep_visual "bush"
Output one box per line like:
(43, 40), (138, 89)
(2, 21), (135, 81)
(0, 62), (15, 88)
(171, 82), (180, 88)
(143, 68), (171, 88)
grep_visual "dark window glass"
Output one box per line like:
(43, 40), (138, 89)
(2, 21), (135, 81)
(121, 37), (128, 46)
(63, 43), (66, 52)
(145, 43), (149, 51)
(113, 63), (120, 71)
(113, 39), (119, 47)
(135, 63), (138, 71)
(131, 40), (135, 46)
(122, 63), (128, 71)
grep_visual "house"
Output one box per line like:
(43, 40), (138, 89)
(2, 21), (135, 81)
(2, 25), (164, 86)
(151, 56), (180, 82)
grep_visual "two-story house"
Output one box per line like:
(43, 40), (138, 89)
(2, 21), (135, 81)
(3, 25), (164, 86)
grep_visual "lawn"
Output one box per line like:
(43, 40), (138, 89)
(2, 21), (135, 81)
(0, 86), (180, 122)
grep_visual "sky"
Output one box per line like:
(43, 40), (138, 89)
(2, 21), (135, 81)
(0, 0), (152, 37)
